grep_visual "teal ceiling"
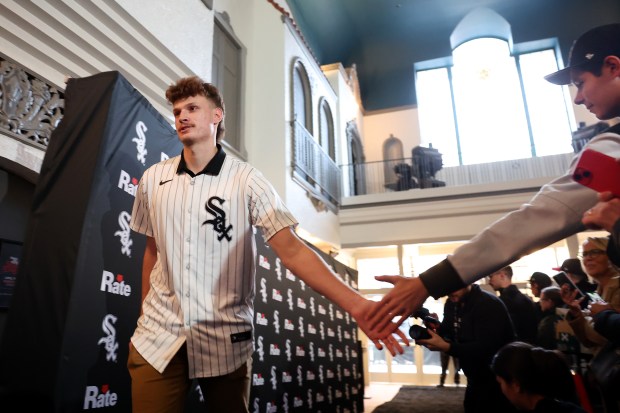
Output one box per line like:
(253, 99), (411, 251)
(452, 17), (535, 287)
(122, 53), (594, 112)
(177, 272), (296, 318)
(286, 0), (620, 111)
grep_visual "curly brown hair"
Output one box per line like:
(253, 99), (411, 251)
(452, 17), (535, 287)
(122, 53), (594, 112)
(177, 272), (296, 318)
(165, 76), (226, 142)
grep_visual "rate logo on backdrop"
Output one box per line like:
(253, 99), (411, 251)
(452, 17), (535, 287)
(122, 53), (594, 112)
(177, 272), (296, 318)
(83, 384), (118, 410)
(252, 373), (265, 386)
(271, 288), (282, 302)
(256, 312), (268, 326)
(100, 270), (132, 297)
(117, 170), (138, 197)
(269, 343), (280, 356)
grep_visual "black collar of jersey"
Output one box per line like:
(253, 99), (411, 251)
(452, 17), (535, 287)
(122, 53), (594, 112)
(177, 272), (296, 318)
(177, 144), (226, 177)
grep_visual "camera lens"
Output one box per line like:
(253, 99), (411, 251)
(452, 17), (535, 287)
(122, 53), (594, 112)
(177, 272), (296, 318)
(409, 325), (431, 340)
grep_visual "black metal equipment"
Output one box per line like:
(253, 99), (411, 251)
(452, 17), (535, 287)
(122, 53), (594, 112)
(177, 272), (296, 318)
(411, 145), (445, 188)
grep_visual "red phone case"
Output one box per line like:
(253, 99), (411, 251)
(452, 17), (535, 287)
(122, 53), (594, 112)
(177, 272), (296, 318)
(572, 148), (620, 196)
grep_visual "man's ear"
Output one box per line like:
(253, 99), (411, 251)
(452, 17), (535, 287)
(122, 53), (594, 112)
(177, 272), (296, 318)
(604, 55), (620, 78)
(213, 107), (223, 124)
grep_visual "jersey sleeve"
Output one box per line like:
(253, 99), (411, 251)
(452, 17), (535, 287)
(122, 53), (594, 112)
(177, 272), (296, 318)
(247, 170), (298, 241)
(130, 172), (153, 237)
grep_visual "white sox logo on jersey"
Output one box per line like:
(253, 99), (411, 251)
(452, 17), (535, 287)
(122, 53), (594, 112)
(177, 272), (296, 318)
(202, 196), (232, 241)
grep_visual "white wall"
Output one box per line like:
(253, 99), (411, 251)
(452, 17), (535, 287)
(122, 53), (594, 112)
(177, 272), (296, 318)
(116, 0), (214, 81)
(362, 107), (421, 163)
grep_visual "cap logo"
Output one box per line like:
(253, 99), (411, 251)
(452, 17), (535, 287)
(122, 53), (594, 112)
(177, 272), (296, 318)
(585, 53), (595, 60)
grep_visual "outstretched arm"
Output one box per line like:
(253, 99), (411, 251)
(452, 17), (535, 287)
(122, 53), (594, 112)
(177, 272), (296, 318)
(267, 227), (408, 355)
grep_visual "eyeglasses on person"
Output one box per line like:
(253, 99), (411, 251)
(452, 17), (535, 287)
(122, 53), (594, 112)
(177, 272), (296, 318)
(579, 249), (606, 259)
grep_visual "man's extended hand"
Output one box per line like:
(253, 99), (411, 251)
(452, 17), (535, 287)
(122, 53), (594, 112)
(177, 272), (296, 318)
(582, 191), (620, 231)
(352, 298), (409, 356)
(367, 275), (429, 336)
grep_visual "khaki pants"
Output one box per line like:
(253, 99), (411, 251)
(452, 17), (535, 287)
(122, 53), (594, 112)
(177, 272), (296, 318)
(128, 344), (251, 413)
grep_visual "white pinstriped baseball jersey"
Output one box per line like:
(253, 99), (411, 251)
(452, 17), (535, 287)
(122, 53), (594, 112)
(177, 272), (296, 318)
(129, 145), (298, 378)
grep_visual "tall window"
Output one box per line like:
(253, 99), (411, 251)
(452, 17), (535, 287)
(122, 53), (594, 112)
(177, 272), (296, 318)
(212, 14), (244, 157)
(318, 98), (335, 160)
(416, 37), (575, 166)
(293, 61), (312, 132)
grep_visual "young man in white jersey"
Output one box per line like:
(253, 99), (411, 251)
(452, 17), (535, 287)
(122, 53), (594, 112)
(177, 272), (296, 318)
(127, 76), (405, 413)
(367, 23), (620, 336)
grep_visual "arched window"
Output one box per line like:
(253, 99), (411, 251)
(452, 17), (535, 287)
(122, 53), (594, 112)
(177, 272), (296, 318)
(212, 12), (245, 157)
(318, 98), (335, 160)
(292, 60), (312, 133)
(415, 8), (575, 166)
(346, 120), (366, 196)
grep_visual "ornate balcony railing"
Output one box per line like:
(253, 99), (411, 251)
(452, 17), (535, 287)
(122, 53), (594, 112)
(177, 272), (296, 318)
(292, 120), (341, 209)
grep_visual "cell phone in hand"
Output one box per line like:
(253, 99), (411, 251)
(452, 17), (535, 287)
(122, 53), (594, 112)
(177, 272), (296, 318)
(553, 271), (590, 307)
(572, 148), (620, 196)
(553, 272), (584, 296)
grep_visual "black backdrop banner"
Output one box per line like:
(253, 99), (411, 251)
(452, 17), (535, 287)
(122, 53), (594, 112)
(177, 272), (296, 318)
(0, 71), (181, 411)
(0, 71), (364, 412)
(249, 235), (364, 413)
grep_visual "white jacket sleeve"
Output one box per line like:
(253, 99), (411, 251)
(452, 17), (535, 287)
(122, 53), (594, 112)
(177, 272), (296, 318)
(420, 130), (620, 298)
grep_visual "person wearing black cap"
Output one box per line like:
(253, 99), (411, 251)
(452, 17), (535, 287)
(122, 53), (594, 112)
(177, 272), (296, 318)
(529, 272), (553, 299)
(529, 272), (553, 324)
(369, 23), (620, 340)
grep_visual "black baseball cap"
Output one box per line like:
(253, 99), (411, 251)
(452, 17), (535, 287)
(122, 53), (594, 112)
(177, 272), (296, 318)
(552, 258), (587, 279)
(545, 23), (620, 85)
(529, 272), (552, 288)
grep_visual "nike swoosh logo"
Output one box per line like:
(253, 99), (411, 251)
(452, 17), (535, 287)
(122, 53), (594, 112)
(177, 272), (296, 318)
(159, 179), (173, 185)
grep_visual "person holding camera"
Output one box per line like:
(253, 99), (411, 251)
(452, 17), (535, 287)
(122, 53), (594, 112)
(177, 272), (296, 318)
(436, 296), (461, 387)
(416, 283), (517, 413)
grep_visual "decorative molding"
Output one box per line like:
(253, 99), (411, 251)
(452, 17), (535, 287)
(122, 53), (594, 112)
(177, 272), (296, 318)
(0, 57), (63, 147)
(344, 64), (364, 113)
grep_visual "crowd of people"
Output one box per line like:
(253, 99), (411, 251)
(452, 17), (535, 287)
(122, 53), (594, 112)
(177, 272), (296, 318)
(371, 23), (620, 413)
(417, 247), (619, 412)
